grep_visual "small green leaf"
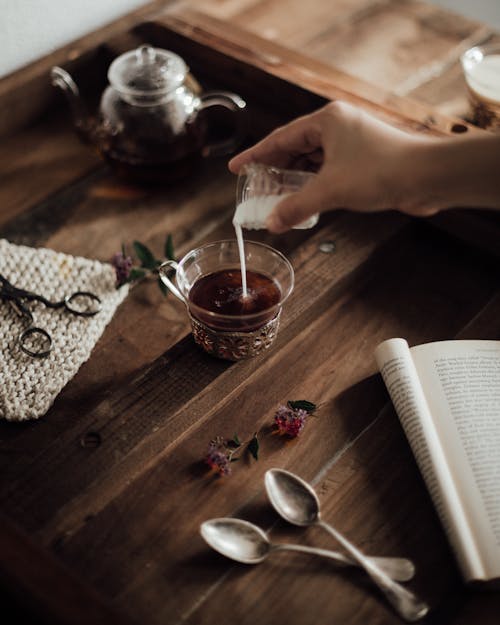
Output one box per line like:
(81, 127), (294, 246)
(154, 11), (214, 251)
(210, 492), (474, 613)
(157, 276), (169, 296)
(121, 243), (127, 257)
(133, 241), (157, 270)
(165, 233), (175, 261)
(247, 434), (259, 460)
(288, 400), (317, 413)
(226, 434), (241, 449)
(128, 268), (146, 282)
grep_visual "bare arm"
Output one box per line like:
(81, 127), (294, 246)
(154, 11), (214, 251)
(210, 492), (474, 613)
(229, 102), (500, 233)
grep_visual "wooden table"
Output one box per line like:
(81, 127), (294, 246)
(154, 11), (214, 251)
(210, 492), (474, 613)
(1, 2), (499, 624)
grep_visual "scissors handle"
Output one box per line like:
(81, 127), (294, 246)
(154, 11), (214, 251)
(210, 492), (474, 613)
(0, 274), (47, 304)
(18, 327), (52, 358)
(64, 291), (101, 316)
(1, 274), (101, 315)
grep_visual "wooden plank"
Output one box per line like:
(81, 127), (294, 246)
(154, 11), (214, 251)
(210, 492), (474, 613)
(195, 0), (497, 117)
(0, 159), (239, 467)
(0, 115), (100, 227)
(138, 11), (500, 253)
(302, 0), (490, 93)
(0, 512), (136, 625)
(0, 6), (498, 625)
(28, 223), (498, 625)
(152, 7), (477, 136)
(1, 1), (486, 235)
(179, 286), (500, 625)
(197, 0), (377, 42)
(0, 210), (408, 526)
(182, 407), (461, 625)
(408, 32), (500, 118)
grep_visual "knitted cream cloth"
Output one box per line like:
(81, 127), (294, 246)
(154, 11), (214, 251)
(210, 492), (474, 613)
(0, 239), (128, 421)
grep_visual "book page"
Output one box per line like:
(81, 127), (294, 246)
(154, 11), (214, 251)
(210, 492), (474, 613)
(375, 339), (485, 582)
(410, 340), (500, 581)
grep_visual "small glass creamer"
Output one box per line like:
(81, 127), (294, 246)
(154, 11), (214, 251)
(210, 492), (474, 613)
(233, 163), (319, 230)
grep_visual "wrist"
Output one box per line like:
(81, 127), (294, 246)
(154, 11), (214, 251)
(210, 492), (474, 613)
(408, 133), (500, 214)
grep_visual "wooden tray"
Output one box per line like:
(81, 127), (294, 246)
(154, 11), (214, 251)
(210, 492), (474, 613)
(0, 7), (499, 625)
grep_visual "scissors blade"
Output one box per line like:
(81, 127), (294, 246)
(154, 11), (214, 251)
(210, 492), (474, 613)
(0, 273), (56, 307)
(0, 273), (33, 301)
(8, 299), (34, 323)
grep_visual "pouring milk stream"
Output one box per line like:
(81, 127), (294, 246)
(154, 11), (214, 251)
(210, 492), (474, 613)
(233, 174), (319, 298)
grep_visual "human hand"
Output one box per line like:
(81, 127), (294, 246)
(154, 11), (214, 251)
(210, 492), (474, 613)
(228, 101), (439, 232)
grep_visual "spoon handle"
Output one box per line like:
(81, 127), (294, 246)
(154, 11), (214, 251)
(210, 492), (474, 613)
(271, 543), (414, 582)
(318, 521), (429, 622)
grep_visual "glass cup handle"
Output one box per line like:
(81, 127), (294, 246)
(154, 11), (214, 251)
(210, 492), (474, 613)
(198, 91), (246, 157)
(158, 260), (185, 303)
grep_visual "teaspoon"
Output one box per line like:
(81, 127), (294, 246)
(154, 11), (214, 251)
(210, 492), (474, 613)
(200, 517), (413, 580)
(265, 468), (429, 622)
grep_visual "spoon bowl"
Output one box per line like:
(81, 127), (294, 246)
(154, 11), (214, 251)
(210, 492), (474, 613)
(264, 468), (428, 621)
(200, 517), (415, 581)
(265, 467), (321, 526)
(201, 518), (270, 564)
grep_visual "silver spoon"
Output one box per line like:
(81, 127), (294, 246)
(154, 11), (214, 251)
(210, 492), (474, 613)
(200, 517), (413, 581)
(265, 468), (429, 622)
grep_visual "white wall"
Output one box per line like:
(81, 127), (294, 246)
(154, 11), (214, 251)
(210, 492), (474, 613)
(431, 0), (500, 30)
(0, 0), (150, 79)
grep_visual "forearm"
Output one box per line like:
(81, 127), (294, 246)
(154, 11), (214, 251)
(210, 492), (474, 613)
(229, 101), (500, 228)
(413, 134), (500, 213)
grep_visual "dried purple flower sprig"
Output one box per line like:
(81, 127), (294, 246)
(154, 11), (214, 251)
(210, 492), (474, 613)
(205, 433), (259, 477)
(111, 235), (175, 295)
(205, 400), (316, 477)
(274, 399), (317, 436)
(274, 404), (308, 437)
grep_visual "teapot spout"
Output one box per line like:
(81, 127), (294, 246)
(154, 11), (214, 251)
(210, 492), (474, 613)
(50, 66), (93, 141)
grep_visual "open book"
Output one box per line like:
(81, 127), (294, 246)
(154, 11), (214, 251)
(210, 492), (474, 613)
(375, 339), (500, 586)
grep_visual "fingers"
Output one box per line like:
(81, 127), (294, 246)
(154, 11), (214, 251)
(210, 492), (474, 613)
(266, 177), (334, 233)
(228, 113), (323, 173)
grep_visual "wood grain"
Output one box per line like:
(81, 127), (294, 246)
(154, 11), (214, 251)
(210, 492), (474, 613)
(0, 512), (135, 625)
(194, 0), (498, 116)
(0, 4), (499, 625)
(152, 7), (477, 136)
(34, 223), (499, 625)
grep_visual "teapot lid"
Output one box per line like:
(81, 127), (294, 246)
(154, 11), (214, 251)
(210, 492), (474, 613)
(108, 45), (187, 96)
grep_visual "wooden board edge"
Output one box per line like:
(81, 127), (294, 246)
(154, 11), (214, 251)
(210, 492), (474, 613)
(154, 6), (482, 137)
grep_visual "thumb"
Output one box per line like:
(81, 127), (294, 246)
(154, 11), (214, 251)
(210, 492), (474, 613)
(266, 178), (332, 233)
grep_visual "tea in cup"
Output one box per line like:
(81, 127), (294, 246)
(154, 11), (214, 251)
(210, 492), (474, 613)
(159, 240), (294, 360)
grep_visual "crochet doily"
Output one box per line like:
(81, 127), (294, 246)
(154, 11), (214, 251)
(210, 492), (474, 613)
(0, 239), (128, 421)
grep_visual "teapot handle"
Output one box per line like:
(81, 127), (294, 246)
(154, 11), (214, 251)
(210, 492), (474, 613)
(198, 91), (246, 157)
(50, 66), (92, 139)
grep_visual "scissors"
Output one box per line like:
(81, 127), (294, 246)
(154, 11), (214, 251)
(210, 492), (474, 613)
(0, 273), (101, 358)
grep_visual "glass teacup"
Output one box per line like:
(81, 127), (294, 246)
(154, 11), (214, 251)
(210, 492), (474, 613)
(159, 240), (294, 361)
(461, 44), (500, 131)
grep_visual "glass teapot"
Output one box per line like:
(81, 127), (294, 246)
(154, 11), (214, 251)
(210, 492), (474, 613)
(51, 44), (246, 183)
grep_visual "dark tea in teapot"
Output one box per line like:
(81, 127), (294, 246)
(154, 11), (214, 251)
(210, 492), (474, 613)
(51, 45), (245, 184)
(95, 107), (205, 184)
